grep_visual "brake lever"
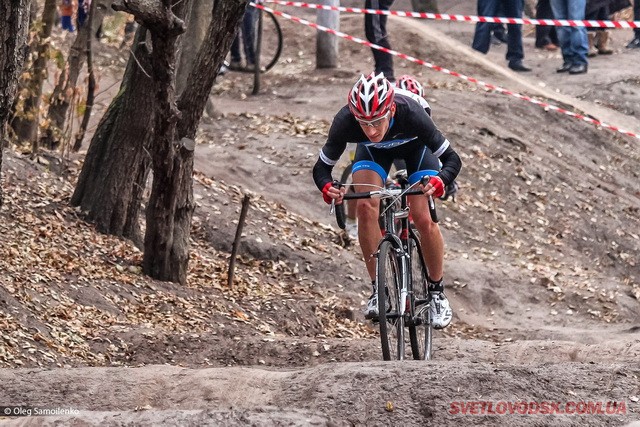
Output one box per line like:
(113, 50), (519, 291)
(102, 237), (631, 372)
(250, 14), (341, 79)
(328, 179), (340, 215)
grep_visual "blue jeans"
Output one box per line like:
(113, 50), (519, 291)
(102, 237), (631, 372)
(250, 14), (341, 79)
(472, 0), (524, 64)
(230, 7), (258, 65)
(550, 0), (588, 65)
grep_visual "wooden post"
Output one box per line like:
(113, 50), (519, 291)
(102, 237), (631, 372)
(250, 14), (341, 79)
(316, 0), (339, 68)
(228, 194), (251, 287)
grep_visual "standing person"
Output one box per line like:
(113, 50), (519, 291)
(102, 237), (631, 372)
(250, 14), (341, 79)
(59, 0), (75, 33)
(312, 73), (462, 328)
(551, 0), (589, 74)
(229, 7), (259, 70)
(627, 0), (640, 47)
(535, 0), (559, 50)
(472, 0), (532, 72)
(365, 0), (395, 82)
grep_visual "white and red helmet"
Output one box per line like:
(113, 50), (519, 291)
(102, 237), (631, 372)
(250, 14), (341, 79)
(348, 72), (395, 122)
(397, 75), (424, 97)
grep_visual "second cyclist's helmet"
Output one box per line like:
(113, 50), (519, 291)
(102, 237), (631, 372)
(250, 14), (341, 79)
(348, 72), (395, 121)
(397, 75), (424, 97)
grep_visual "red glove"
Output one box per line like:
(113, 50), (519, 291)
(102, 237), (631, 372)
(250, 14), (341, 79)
(427, 176), (445, 199)
(322, 182), (334, 204)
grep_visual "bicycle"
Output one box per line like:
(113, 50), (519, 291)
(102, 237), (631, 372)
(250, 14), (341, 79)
(332, 170), (439, 361)
(223, 9), (283, 74)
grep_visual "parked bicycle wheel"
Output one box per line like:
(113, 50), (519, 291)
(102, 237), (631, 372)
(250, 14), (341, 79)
(377, 240), (405, 360)
(224, 10), (283, 73)
(408, 234), (432, 360)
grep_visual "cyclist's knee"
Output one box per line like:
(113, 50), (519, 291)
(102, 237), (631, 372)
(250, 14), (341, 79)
(357, 200), (378, 223)
(411, 209), (437, 230)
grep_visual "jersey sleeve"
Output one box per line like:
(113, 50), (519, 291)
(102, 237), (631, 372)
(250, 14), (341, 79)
(410, 107), (461, 185)
(312, 107), (353, 191)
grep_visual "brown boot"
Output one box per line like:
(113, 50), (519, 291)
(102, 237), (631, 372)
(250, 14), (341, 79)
(596, 30), (613, 55)
(587, 32), (598, 57)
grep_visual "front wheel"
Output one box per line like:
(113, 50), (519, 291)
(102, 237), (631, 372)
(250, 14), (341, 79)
(377, 240), (404, 360)
(408, 234), (432, 360)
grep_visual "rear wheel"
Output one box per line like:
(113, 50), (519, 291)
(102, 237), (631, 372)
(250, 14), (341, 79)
(408, 234), (432, 360)
(377, 240), (404, 360)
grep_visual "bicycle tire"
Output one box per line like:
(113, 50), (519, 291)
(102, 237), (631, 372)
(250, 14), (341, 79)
(225, 11), (282, 73)
(261, 11), (283, 72)
(334, 202), (346, 229)
(408, 234), (432, 360)
(339, 162), (352, 186)
(377, 240), (405, 361)
(335, 163), (353, 231)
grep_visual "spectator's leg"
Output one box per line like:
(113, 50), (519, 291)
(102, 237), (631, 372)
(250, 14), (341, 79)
(365, 0), (395, 81)
(567, 0), (588, 65)
(535, 0), (555, 47)
(243, 7), (259, 66)
(551, 0), (573, 64)
(472, 0), (498, 53)
(505, 0), (525, 63)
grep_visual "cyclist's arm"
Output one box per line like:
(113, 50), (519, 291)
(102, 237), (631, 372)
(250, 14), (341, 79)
(411, 109), (462, 185)
(312, 108), (354, 191)
(436, 146), (461, 186)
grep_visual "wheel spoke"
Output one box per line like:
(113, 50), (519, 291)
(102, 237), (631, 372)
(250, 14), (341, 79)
(408, 235), (432, 360)
(377, 241), (405, 360)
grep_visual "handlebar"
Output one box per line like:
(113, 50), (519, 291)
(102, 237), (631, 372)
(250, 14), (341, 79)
(331, 184), (438, 224)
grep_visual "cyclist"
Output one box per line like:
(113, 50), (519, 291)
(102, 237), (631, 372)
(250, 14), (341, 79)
(343, 75), (455, 239)
(312, 72), (462, 329)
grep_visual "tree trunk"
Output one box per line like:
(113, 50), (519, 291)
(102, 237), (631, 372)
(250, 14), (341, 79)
(42, 3), (109, 150)
(108, 0), (190, 283)
(316, 0), (339, 68)
(73, 0), (247, 284)
(410, 0), (438, 13)
(176, 0), (212, 96)
(11, 0), (57, 151)
(167, 0), (249, 284)
(0, 0), (32, 207)
(70, 27), (154, 245)
(74, 0), (98, 151)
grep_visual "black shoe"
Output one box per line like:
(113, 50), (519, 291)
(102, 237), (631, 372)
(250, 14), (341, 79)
(508, 61), (531, 72)
(627, 38), (640, 49)
(556, 62), (572, 73)
(568, 63), (588, 74)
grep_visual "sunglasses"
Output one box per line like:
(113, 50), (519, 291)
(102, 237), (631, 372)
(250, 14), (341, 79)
(356, 110), (391, 128)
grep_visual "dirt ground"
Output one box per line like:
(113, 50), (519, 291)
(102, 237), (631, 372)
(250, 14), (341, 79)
(1, 1), (639, 426)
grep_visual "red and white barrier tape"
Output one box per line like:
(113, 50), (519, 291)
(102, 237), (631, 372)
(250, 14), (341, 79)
(251, 3), (640, 140)
(263, 0), (640, 28)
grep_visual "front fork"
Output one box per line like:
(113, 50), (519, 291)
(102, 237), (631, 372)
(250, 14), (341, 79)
(398, 248), (409, 317)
